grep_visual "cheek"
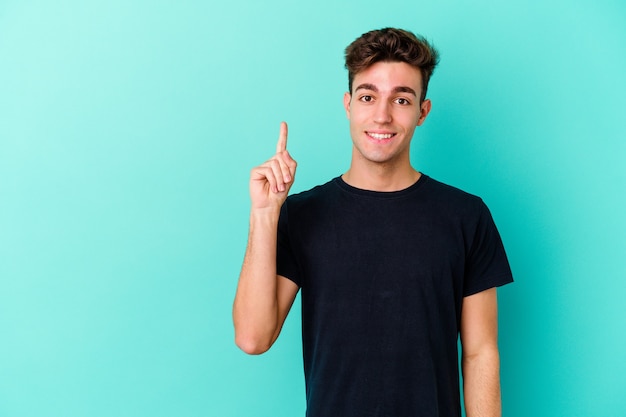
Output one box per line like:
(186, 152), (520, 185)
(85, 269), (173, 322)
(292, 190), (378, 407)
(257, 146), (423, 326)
(398, 113), (420, 130)
(349, 110), (367, 126)
(348, 117), (360, 135)
(411, 110), (424, 126)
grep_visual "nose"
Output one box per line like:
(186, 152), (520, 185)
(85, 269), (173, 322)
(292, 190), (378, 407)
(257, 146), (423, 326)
(373, 100), (392, 124)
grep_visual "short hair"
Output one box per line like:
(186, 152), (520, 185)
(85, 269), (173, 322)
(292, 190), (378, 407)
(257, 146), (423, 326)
(344, 28), (440, 102)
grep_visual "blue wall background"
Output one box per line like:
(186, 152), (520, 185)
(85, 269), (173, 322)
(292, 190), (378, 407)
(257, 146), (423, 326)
(1, 0), (625, 416)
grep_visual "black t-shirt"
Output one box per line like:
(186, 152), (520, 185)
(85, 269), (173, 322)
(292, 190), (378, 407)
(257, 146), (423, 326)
(277, 174), (513, 417)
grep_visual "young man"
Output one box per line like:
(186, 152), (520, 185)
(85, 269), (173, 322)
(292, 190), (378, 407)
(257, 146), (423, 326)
(233, 28), (513, 417)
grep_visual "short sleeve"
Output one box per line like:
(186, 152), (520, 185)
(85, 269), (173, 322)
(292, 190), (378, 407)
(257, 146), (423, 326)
(276, 201), (302, 287)
(463, 201), (514, 296)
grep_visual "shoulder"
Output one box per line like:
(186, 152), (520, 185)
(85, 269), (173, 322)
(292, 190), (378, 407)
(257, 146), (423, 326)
(279, 178), (341, 231)
(421, 175), (486, 213)
(284, 177), (341, 209)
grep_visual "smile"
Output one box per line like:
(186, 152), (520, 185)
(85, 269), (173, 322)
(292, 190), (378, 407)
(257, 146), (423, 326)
(366, 132), (395, 140)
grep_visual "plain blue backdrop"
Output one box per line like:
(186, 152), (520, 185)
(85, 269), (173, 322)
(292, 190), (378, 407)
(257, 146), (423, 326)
(1, 0), (625, 416)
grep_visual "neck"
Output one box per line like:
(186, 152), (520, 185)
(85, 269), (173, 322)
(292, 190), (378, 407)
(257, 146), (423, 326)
(342, 162), (421, 192)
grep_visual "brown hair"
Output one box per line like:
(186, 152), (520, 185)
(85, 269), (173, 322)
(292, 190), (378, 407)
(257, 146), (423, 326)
(345, 28), (440, 102)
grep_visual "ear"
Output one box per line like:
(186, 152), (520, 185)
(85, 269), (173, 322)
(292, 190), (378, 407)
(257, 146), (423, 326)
(343, 92), (351, 119)
(416, 99), (432, 126)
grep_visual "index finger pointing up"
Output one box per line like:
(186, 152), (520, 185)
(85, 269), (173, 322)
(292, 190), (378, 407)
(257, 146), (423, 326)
(276, 121), (288, 153)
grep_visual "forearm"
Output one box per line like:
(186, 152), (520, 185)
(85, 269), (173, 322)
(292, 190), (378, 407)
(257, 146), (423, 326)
(233, 209), (281, 354)
(462, 347), (502, 417)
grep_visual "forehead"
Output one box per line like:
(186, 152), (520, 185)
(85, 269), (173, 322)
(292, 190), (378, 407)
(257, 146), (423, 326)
(352, 61), (423, 93)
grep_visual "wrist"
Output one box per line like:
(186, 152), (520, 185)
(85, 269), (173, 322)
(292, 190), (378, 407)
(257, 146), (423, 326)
(250, 206), (281, 226)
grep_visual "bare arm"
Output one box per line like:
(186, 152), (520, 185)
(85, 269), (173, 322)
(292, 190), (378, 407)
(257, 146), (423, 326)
(460, 288), (502, 417)
(233, 122), (299, 355)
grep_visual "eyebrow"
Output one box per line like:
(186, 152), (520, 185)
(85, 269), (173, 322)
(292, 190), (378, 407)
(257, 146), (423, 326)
(354, 83), (417, 97)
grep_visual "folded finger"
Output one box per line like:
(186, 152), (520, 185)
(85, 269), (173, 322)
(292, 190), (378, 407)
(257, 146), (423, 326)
(268, 158), (286, 193)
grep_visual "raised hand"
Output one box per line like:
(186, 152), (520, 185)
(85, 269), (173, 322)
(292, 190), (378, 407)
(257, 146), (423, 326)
(249, 122), (297, 211)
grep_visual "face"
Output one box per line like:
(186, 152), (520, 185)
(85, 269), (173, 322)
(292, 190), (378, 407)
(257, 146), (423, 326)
(344, 61), (431, 168)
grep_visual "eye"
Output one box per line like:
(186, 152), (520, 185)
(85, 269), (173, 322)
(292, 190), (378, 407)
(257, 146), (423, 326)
(359, 95), (373, 103)
(395, 97), (411, 105)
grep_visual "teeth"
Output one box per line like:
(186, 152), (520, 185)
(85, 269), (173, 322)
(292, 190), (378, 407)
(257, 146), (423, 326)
(368, 132), (393, 139)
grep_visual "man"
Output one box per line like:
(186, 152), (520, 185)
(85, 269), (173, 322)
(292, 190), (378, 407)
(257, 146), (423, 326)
(233, 28), (513, 417)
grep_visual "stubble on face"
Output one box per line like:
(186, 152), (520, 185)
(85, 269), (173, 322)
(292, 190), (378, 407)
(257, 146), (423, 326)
(344, 61), (430, 170)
